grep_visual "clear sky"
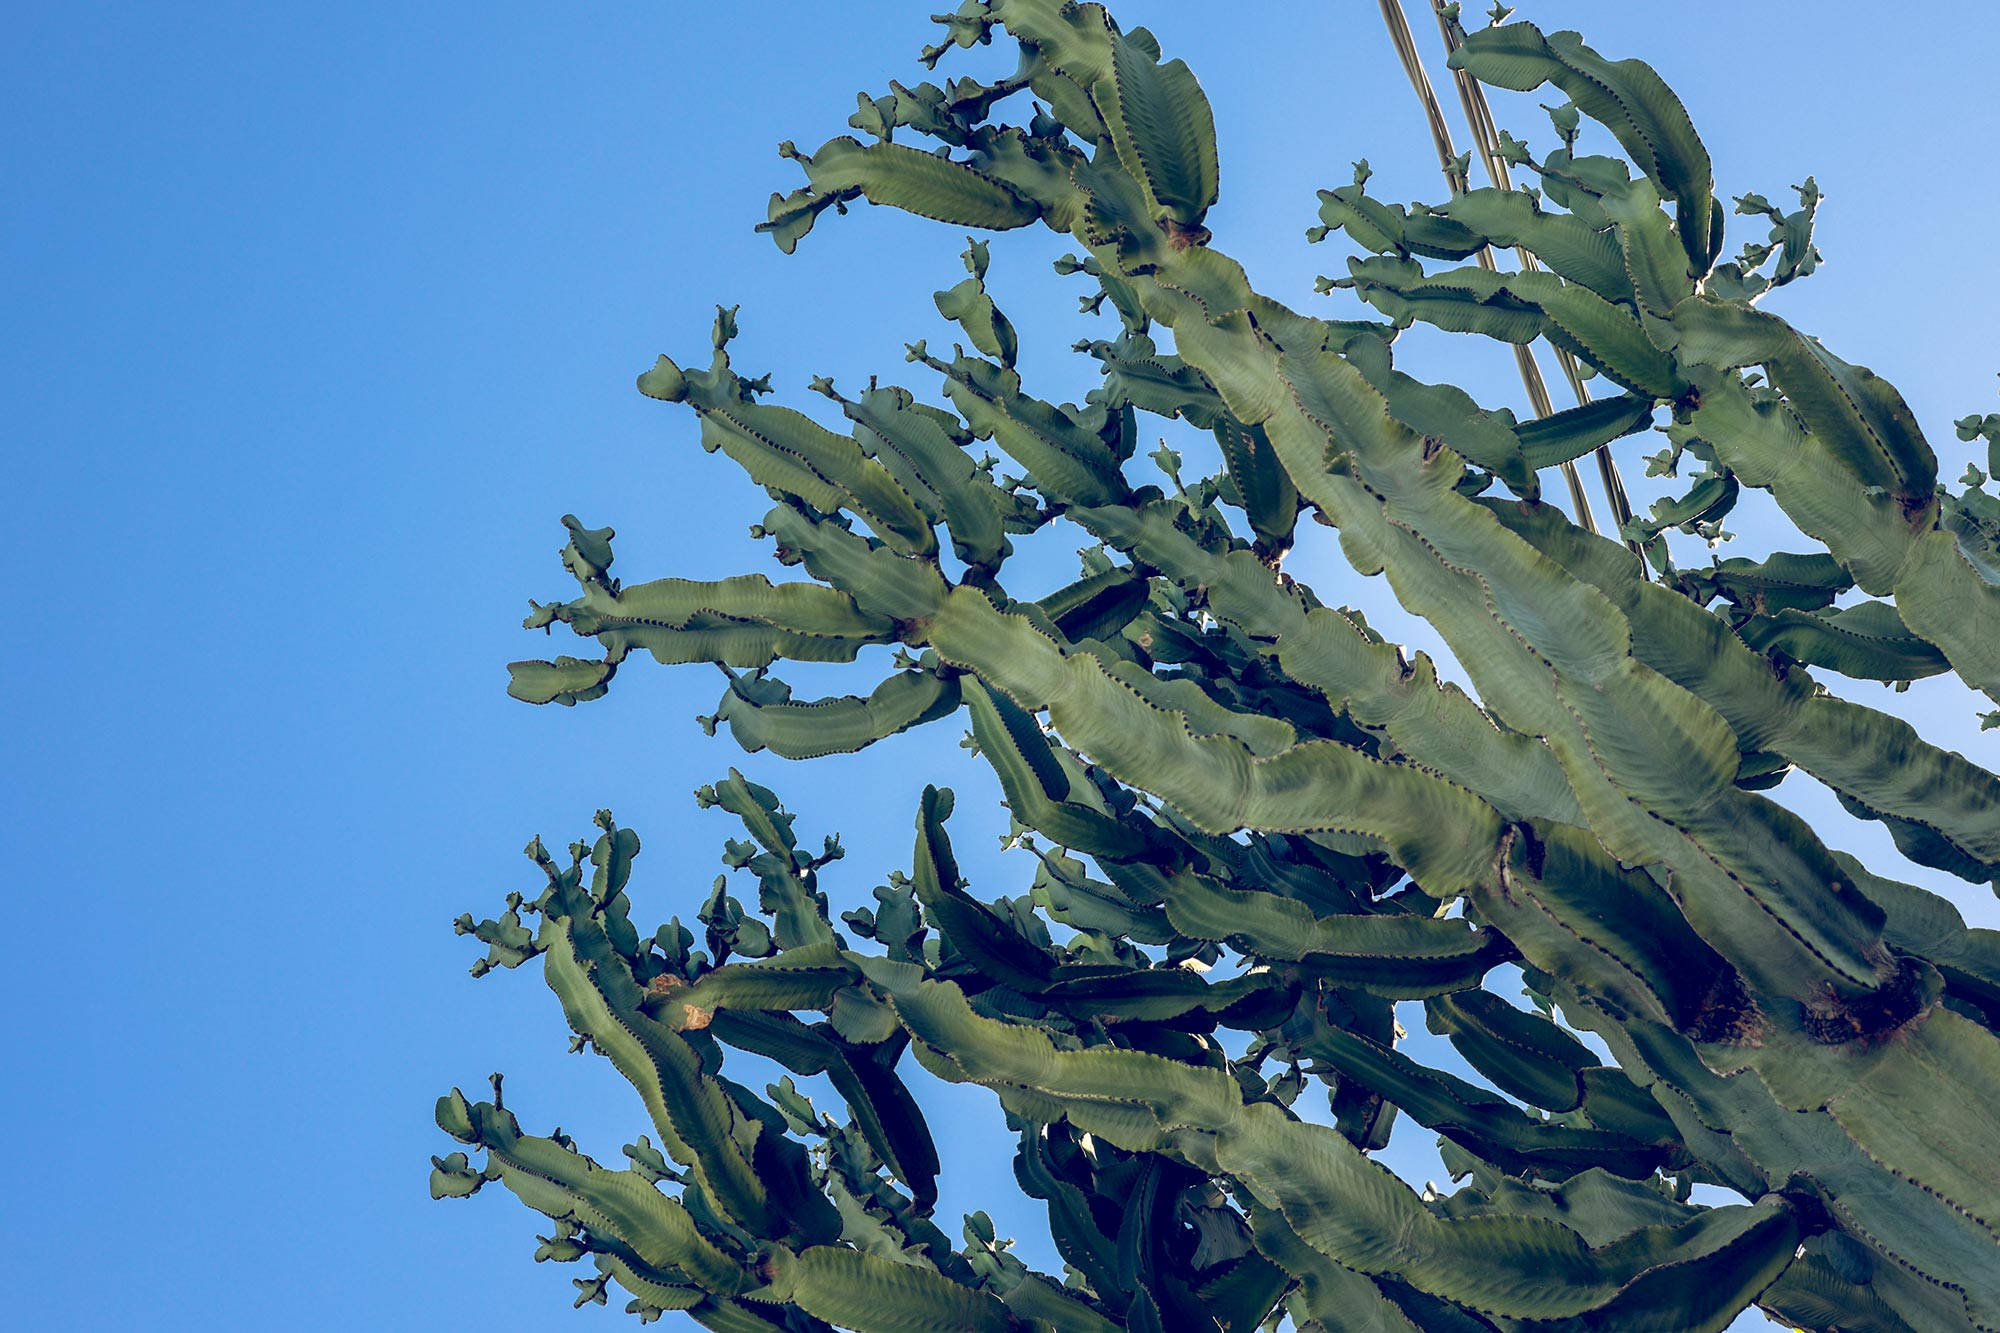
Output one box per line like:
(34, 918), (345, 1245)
(7, 3), (1998, 1329)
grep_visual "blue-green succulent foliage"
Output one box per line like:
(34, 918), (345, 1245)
(436, 4), (2000, 1330)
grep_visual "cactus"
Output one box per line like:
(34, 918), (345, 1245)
(436, 5), (2000, 1330)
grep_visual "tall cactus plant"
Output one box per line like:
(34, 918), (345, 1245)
(433, 4), (2000, 1329)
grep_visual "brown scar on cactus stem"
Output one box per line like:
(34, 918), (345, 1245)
(1687, 967), (1767, 1047)
(639, 971), (689, 1022)
(1159, 216), (1211, 249)
(1799, 957), (1933, 1046)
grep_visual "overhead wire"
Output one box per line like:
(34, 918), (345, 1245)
(1428, 0), (1641, 546)
(1373, 0), (1647, 566)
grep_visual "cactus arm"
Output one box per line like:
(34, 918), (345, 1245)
(1282, 1005), (1669, 1182)
(1511, 391), (1655, 472)
(1479, 493), (2000, 880)
(697, 768), (837, 951)
(1070, 497), (1585, 825)
(540, 910), (781, 1239)
(862, 957), (1800, 1323)
(1448, 22), (1714, 271)
(1422, 988), (1597, 1114)
(1155, 869), (1513, 998)
(829, 381), (1024, 572)
(927, 584), (1504, 889)
(510, 567), (899, 701)
(774, 1245), (1020, 1333)
(908, 785), (1057, 993)
(710, 667), (962, 761)
(759, 136), (1041, 255)
(436, 1094), (754, 1296)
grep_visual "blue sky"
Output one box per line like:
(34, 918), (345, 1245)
(6, 3), (1997, 1328)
